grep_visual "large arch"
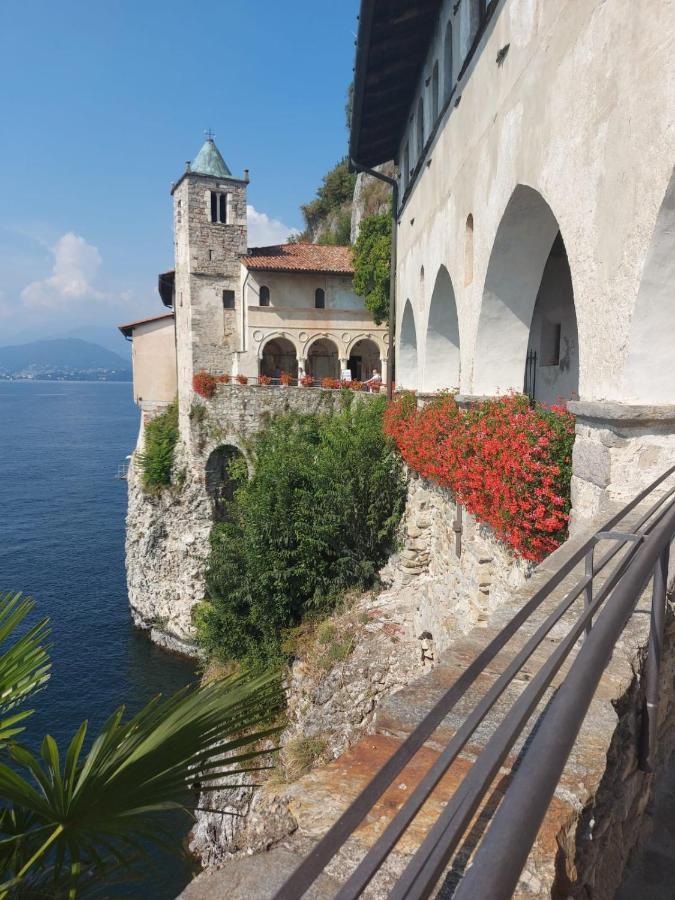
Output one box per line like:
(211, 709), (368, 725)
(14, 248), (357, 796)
(622, 168), (675, 403)
(348, 338), (381, 382)
(205, 445), (245, 523)
(423, 265), (460, 392)
(473, 185), (579, 402)
(260, 336), (298, 379)
(307, 337), (340, 381)
(398, 300), (419, 389)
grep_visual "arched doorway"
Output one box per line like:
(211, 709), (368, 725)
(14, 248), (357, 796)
(261, 337), (298, 380)
(205, 445), (245, 522)
(474, 185), (579, 404)
(348, 339), (381, 382)
(399, 300), (418, 389)
(622, 168), (675, 403)
(423, 265), (460, 392)
(307, 338), (339, 381)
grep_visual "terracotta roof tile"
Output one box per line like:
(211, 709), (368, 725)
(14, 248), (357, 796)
(242, 242), (353, 275)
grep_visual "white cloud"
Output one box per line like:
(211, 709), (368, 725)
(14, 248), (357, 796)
(21, 233), (105, 308)
(247, 205), (298, 247)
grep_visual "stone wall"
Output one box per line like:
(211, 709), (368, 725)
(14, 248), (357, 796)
(126, 385), (373, 645)
(384, 471), (531, 656)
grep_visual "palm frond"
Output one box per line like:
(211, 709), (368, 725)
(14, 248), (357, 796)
(0, 669), (283, 895)
(0, 592), (50, 744)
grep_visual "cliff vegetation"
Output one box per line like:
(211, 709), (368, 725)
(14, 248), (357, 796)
(196, 395), (406, 665)
(137, 399), (179, 492)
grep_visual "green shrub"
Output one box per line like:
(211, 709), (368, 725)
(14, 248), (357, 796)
(352, 211), (391, 324)
(137, 399), (179, 492)
(197, 396), (406, 665)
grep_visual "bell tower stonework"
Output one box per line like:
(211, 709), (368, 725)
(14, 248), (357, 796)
(171, 136), (248, 427)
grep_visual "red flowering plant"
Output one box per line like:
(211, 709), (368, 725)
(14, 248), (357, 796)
(350, 380), (364, 392)
(236, 374), (249, 385)
(258, 374), (271, 385)
(193, 370), (218, 399)
(280, 372), (293, 386)
(321, 377), (341, 390)
(300, 374), (314, 387)
(384, 392), (575, 562)
(217, 374), (231, 384)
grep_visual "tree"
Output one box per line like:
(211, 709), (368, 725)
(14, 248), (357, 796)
(352, 211), (392, 325)
(0, 591), (282, 897)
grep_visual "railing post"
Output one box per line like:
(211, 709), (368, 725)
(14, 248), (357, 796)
(584, 544), (594, 638)
(640, 544), (670, 772)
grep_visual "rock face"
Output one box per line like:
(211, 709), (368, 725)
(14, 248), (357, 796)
(350, 162), (396, 242)
(125, 439), (210, 646)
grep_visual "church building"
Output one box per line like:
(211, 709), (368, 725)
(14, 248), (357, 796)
(119, 137), (388, 423)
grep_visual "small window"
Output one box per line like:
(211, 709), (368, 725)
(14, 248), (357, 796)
(541, 320), (562, 366)
(444, 21), (453, 96)
(210, 192), (218, 223)
(219, 194), (227, 224)
(222, 290), (235, 310)
(259, 285), (270, 307)
(315, 288), (325, 309)
(417, 97), (425, 158)
(432, 61), (439, 120)
(402, 141), (410, 190)
(465, 214), (474, 286)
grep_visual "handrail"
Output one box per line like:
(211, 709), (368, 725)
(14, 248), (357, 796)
(274, 466), (675, 899)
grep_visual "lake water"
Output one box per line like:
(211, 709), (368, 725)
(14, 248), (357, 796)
(0, 380), (197, 897)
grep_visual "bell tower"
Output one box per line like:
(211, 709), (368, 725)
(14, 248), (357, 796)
(171, 134), (249, 427)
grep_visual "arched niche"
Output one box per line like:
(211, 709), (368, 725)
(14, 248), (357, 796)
(399, 300), (419, 389)
(205, 445), (245, 523)
(307, 337), (340, 381)
(423, 265), (460, 392)
(622, 168), (675, 403)
(473, 185), (579, 403)
(261, 336), (298, 379)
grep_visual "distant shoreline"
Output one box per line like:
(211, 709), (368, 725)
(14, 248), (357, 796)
(0, 378), (133, 384)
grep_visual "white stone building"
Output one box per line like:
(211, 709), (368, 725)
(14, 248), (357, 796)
(121, 137), (387, 431)
(349, 0), (675, 523)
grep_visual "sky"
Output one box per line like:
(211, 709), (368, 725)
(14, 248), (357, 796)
(0, 0), (359, 353)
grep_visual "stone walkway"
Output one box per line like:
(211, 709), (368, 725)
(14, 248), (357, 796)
(182, 498), (675, 899)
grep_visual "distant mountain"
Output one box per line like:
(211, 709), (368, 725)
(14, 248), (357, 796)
(0, 338), (132, 381)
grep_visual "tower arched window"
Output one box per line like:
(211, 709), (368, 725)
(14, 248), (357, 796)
(259, 285), (270, 307)
(315, 288), (325, 309)
(210, 191), (230, 224)
(444, 21), (453, 97)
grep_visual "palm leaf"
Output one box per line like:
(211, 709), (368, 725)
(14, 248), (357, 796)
(0, 592), (50, 744)
(0, 669), (283, 895)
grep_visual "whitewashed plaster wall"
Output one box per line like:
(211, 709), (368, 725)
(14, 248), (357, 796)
(129, 318), (177, 406)
(393, 0), (675, 406)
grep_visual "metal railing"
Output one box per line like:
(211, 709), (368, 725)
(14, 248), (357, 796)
(274, 466), (675, 899)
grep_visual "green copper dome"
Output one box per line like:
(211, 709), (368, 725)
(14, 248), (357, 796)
(191, 138), (232, 178)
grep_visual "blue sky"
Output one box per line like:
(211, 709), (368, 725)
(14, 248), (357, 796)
(0, 0), (359, 352)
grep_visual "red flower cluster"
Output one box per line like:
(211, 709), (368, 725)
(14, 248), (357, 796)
(384, 392), (576, 561)
(300, 374), (314, 387)
(321, 377), (341, 389)
(193, 370), (218, 398)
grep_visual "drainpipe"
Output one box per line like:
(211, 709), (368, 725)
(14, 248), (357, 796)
(349, 158), (398, 401)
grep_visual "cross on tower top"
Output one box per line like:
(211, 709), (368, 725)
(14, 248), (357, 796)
(204, 128), (216, 141)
